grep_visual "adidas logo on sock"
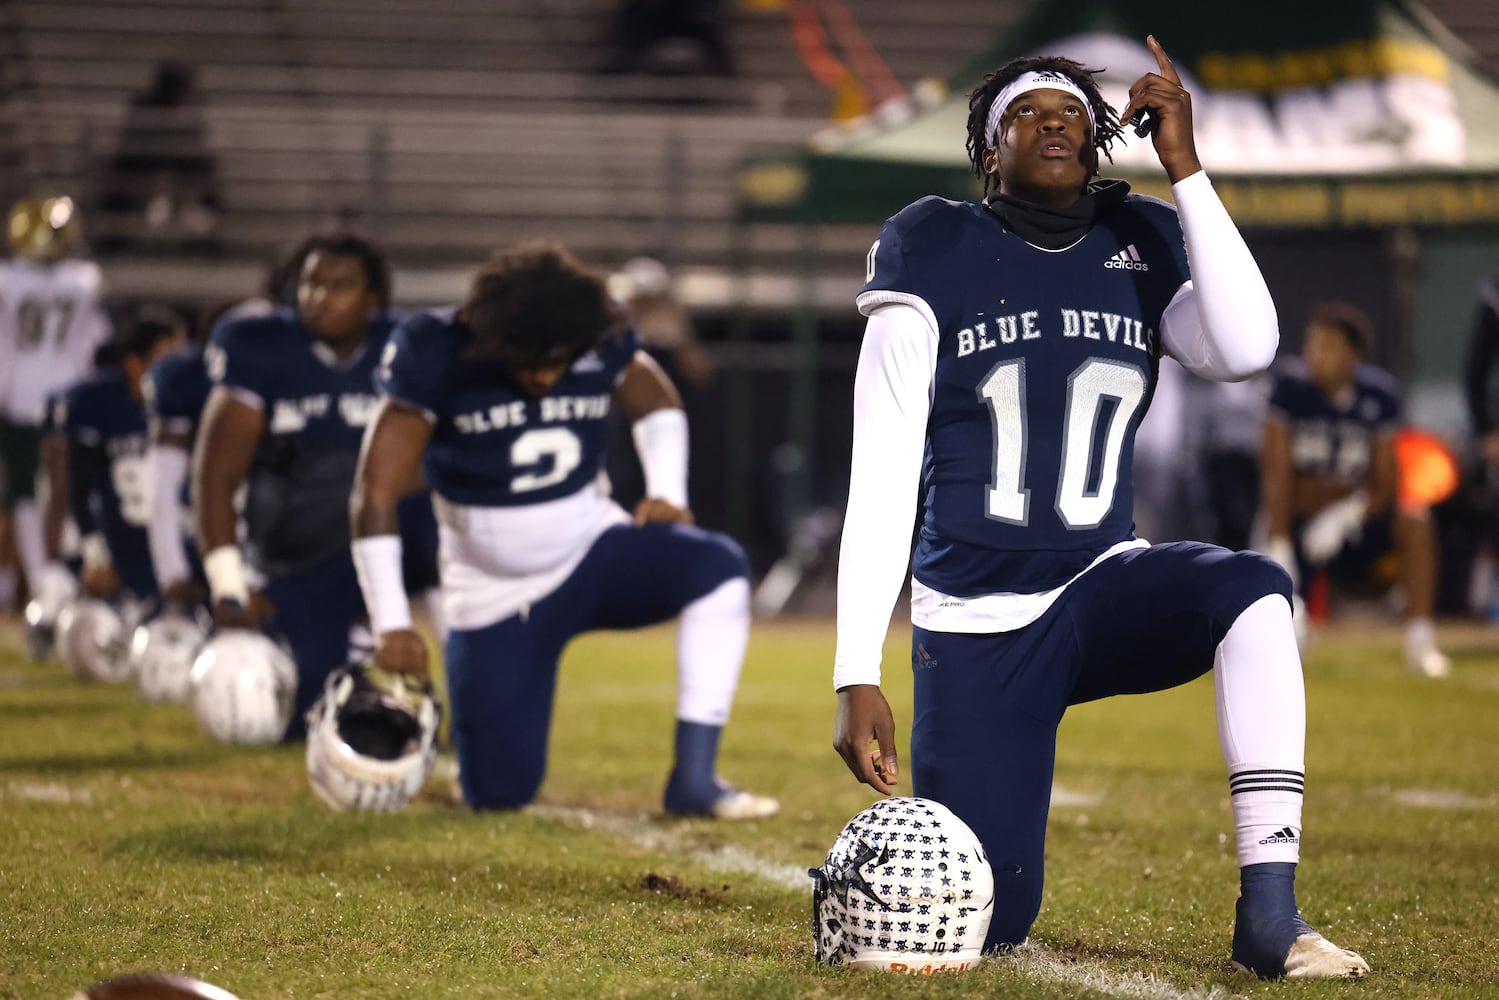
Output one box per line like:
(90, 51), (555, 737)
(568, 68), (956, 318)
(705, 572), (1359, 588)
(1258, 826), (1299, 845)
(1104, 244), (1149, 270)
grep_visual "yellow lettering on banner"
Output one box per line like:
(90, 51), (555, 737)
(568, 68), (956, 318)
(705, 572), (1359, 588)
(1338, 179), (1499, 226)
(1197, 37), (1448, 91)
(1214, 181), (1334, 227)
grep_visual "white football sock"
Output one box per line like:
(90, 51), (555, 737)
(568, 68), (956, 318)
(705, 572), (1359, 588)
(676, 577), (750, 726)
(11, 500), (47, 596)
(1215, 594), (1305, 867)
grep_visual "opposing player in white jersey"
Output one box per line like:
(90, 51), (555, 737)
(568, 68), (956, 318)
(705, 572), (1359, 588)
(351, 241), (776, 819)
(0, 196), (112, 649)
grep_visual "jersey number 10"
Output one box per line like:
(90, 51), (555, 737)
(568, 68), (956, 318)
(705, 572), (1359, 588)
(981, 357), (1147, 529)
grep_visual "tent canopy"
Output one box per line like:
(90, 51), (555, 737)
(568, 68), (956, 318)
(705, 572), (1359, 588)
(738, 0), (1499, 227)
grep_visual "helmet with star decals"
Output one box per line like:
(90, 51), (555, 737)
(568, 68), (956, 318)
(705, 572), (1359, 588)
(809, 796), (993, 973)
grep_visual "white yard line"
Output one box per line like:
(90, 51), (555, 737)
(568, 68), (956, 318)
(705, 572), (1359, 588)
(2, 780), (94, 804)
(531, 802), (1231, 1000)
(1390, 787), (1497, 810)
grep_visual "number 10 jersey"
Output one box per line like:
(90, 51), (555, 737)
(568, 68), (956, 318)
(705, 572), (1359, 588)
(859, 193), (1191, 598)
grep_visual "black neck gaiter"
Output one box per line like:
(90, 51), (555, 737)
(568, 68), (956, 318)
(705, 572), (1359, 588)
(985, 178), (1131, 250)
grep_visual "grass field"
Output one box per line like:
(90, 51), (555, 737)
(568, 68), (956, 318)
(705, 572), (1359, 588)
(2, 615), (1498, 999)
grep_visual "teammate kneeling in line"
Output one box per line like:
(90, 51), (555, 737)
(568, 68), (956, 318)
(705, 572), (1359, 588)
(194, 234), (408, 740)
(831, 40), (1368, 978)
(351, 242), (777, 819)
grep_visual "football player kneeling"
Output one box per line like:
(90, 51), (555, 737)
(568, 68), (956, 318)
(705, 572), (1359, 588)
(305, 662), (440, 813)
(810, 797), (994, 973)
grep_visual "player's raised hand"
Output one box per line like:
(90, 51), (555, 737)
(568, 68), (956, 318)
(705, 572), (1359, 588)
(633, 497), (694, 526)
(375, 627), (430, 680)
(1120, 35), (1202, 183)
(834, 684), (899, 795)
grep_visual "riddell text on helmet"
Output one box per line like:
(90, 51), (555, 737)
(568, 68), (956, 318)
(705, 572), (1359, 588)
(888, 962), (972, 975)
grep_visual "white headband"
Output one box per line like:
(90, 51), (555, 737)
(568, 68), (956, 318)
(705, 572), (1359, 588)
(984, 70), (1096, 149)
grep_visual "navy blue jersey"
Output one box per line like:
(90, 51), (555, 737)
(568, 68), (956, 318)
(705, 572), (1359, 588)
(376, 310), (638, 507)
(143, 343), (211, 439)
(861, 194), (1190, 596)
(1267, 359), (1401, 480)
(143, 343), (211, 510)
(207, 307), (390, 577)
(59, 370), (155, 589)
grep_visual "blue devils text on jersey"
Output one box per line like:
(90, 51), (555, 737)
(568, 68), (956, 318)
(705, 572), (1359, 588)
(859, 193), (1190, 597)
(208, 307), (389, 577)
(376, 310), (638, 507)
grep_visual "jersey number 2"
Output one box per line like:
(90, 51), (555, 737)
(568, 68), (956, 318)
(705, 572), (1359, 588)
(981, 358), (1146, 529)
(510, 427), (582, 493)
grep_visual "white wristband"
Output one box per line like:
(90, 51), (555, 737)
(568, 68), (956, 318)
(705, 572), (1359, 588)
(351, 534), (413, 635)
(81, 532), (112, 571)
(203, 545), (249, 605)
(632, 407), (689, 508)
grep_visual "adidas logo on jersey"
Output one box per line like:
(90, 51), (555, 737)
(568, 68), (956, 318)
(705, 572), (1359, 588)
(1258, 826), (1299, 845)
(1104, 245), (1149, 270)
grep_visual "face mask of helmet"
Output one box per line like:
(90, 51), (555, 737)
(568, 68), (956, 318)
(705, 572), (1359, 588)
(810, 796), (995, 974)
(305, 663), (441, 813)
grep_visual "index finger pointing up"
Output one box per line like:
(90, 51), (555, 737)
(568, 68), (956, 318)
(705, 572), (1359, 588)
(1147, 34), (1180, 85)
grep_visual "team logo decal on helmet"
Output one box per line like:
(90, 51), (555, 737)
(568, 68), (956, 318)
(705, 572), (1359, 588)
(811, 796), (994, 973)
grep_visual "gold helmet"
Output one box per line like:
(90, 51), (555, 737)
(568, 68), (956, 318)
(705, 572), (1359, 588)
(7, 195), (80, 260)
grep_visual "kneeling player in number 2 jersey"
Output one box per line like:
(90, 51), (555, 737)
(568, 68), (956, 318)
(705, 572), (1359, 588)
(351, 241), (777, 820)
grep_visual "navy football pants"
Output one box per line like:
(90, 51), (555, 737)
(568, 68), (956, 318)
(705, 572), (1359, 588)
(908, 541), (1291, 951)
(264, 549), (366, 741)
(446, 522), (749, 810)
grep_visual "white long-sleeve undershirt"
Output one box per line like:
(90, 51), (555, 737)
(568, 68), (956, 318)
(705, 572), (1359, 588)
(832, 171), (1277, 690)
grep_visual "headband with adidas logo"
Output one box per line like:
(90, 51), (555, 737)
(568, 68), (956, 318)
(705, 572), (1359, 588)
(985, 70), (1097, 149)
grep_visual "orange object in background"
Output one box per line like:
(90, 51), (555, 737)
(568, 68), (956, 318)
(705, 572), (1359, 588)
(1394, 428), (1461, 512)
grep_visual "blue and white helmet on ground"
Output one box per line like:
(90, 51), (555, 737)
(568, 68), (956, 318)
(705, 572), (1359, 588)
(54, 598), (131, 683)
(810, 796), (994, 973)
(305, 663), (441, 813)
(189, 630), (297, 745)
(22, 562), (78, 662)
(130, 612), (209, 703)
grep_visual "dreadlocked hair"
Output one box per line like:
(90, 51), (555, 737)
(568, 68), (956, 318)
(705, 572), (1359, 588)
(460, 241), (617, 369)
(965, 55), (1123, 195)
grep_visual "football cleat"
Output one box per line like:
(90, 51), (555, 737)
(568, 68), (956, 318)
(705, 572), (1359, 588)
(1232, 917), (1371, 980)
(305, 663), (441, 813)
(130, 612), (209, 704)
(54, 598), (131, 683)
(709, 786), (780, 820)
(189, 630), (297, 745)
(1282, 932), (1372, 979)
(811, 796), (993, 973)
(1230, 867), (1370, 979)
(1404, 631), (1450, 679)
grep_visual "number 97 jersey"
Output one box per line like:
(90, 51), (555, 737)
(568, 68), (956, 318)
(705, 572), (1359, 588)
(376, 310), (638, 508)
(860, 194), (1190, 599)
